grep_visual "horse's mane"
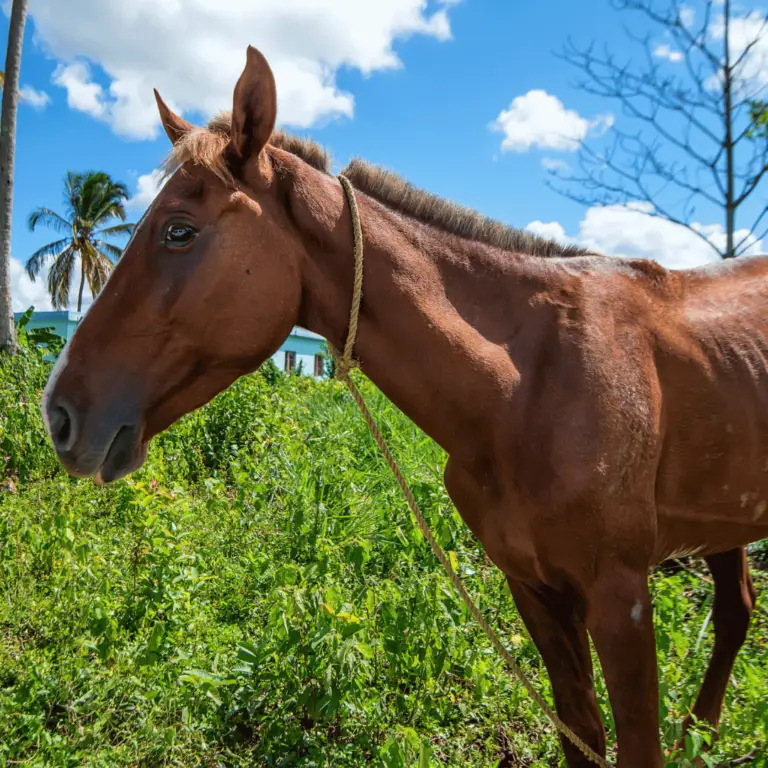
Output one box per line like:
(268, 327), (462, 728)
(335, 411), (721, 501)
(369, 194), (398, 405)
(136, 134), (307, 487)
(162, 112), (589, 259)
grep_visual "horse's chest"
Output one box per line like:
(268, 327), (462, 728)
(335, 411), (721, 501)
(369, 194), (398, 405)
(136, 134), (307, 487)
(443, 456), (542, 581)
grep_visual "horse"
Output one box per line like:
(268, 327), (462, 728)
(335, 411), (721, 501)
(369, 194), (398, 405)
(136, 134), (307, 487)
(40, 45), (767, 767)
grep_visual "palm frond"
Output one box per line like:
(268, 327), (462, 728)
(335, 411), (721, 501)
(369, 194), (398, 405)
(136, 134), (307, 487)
(108, 179), (129, 199)
(63, 172), (86, 220)
(83, 242), (114, 297)
(79, 171), (128, 200)
(77, 175), (102, 223)
(28, 207), (71, 234)
(90, 201), (128, 226)
(93, 240), (124, 263)
(47, 245), (77, 310)
(63, 171), (129, 224)
(25, 237), (73, 279)
(80, 173), (128, 223)
(96, 222), (135, 238)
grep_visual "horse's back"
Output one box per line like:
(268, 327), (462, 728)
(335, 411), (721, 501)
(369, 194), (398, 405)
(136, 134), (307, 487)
(650, 254), (768, 557)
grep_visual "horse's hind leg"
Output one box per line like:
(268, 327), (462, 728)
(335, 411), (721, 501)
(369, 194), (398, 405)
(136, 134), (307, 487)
(507, 577), (606, 767)
(586, 562), (664, 767)
(682, 547), (757, 735)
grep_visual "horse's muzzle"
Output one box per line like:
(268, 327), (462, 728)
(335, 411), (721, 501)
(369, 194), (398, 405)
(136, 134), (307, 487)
(43, 385), (148, 483)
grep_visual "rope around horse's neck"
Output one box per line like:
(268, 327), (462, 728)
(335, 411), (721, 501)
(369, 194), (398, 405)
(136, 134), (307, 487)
(335, 175), (364, 382)
(332, 173), (613, 768)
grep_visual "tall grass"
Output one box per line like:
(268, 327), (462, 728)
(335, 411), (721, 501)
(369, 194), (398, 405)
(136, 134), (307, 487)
(0, 344), (766, 767)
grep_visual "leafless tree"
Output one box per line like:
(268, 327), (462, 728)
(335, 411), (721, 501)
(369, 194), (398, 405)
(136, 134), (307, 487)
(0, 0), (29, 352)
(552, 0), (768, 259)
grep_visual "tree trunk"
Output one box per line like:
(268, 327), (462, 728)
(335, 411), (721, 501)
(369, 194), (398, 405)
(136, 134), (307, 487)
(0, 0), (28, 353)
(723, 0), (736, 259)
(76, 260), (85, 312)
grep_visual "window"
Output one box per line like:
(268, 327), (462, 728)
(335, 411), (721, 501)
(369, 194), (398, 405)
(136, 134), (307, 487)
(285, 350), (296, 373)
(314, 354), (324, 377)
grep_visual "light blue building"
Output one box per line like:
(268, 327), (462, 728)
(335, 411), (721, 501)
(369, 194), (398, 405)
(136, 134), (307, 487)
(17, 310), (83, 343)
(14, 310), (330, 378)
(271, 327), (329, 377)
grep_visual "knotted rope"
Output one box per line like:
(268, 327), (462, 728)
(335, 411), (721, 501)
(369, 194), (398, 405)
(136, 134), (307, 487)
(331, 173), (612, 768)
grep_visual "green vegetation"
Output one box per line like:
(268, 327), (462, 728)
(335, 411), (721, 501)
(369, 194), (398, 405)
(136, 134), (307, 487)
(1, 340), (767, 767)
(749, 100), (768, 141)
(26, 171), (135, 312)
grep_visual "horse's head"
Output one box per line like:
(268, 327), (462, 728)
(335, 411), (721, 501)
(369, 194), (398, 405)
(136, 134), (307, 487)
(42, 46), (307, 483)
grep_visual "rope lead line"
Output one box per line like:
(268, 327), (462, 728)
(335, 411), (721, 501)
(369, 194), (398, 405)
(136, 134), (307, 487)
(332, 173), (613, 768)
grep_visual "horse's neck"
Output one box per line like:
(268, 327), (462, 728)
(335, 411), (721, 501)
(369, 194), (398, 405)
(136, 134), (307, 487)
(291, 169), (522, 456)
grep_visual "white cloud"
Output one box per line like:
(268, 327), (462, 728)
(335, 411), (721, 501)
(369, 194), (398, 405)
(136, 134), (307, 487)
(725, 12), (768, 90)
(10, 253), (96, 314)
(53, 61), (105, 118)
(541, 157), (570, 171)
(19, 86), (51, 109)
(708, 11), (768, 92)
(127, 169), (166, 212)
(27, 0), (458, 139)
(679, 6), (695, 27)
(423, 9), (452, 41)
(10, 257), (53, 312)
(653, 43), (684, 63)
(526, 220), (570, 244)
(526, 202), (764, 271)
(652, 9), (767, 91)
(492, 90), (614, 153)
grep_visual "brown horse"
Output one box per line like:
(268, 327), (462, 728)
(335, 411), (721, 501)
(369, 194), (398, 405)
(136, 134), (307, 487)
(41, 46), (767, 767)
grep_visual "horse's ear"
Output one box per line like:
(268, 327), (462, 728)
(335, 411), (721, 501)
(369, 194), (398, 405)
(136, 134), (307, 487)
(154, 90), (194, 145)
(227, 46), (277, 165)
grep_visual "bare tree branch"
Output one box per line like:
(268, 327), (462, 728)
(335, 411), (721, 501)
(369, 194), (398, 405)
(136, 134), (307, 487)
(735, 205), (768, 255)
(547, 142), (725, 259)
(730, 16), (768, 72)
(554, 0), (768, 261)
(735, 163), (768, 207)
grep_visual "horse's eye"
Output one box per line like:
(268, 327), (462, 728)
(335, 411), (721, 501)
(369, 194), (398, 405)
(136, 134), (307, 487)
(164, 223), (197, 248)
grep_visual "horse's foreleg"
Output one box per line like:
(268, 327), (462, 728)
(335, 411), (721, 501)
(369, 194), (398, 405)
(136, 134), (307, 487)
(586, 564), (664, 768)
(681, 547), (757, 737)
(507, 576), (606, 767)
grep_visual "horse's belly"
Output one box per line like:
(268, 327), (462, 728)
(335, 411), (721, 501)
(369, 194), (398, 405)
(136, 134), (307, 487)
(654, 393), (768, 560)
(654, 491), (768, 563)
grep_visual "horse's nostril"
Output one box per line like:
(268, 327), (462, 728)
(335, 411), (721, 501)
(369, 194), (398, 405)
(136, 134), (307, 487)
(49, 402), (77, 453)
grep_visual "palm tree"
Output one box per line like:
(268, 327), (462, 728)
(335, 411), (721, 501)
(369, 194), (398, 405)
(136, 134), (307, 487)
(0, 0), (29, 353)
(26, 171), (135, 311)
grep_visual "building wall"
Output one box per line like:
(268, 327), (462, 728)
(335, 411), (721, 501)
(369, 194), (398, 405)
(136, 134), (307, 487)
(16, 310), (83, 342)
(271, 327), (328, 378)
(15, 310), (329, 378)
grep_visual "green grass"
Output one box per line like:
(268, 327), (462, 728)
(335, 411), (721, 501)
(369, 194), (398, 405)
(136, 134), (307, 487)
(0, 345), (766, 767)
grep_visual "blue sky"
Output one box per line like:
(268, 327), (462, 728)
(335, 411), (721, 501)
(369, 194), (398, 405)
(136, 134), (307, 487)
(3, 0), (767, 312)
